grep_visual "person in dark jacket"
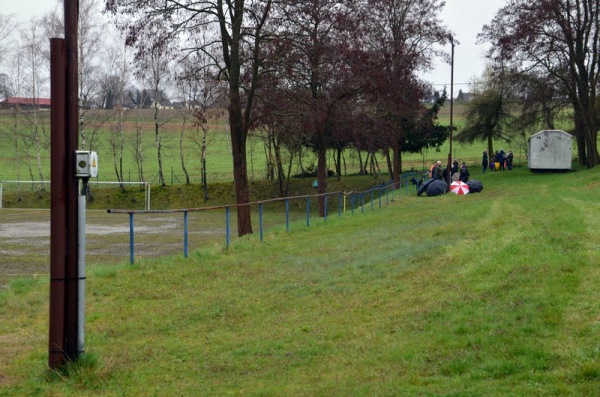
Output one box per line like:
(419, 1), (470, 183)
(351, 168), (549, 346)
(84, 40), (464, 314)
(482, 151), (488, 173)
(451, 160), (459, 179)
(498, 149), (506, 171)
(507, 150), (514, 170)
(459, 162), (469, 182)
(432, 160), (443, 180)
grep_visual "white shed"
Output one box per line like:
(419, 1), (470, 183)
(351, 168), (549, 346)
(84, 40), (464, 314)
(528, 130), (573, 171)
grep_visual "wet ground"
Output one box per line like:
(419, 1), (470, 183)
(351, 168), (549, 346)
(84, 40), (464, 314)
(0, 209), (227, 288)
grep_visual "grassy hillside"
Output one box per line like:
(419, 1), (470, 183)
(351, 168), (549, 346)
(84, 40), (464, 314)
(1, 166), (600, 395)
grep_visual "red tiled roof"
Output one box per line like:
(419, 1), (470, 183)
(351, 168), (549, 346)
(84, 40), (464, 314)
(1, 97), (52, 106)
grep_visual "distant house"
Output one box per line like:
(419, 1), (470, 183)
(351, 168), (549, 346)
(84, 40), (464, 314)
(456, 90), (471, 102)
(0, 97), (52, 110)
(152, 100), (174, 110)
(528, 130), (573, 171)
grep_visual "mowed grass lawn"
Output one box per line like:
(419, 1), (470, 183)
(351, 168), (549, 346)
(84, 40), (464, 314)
(1, 165), (600, 396)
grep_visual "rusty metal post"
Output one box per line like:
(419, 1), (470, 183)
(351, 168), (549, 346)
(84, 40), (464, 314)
(49, 37), (67, 369)
(64, 0), (81, 361)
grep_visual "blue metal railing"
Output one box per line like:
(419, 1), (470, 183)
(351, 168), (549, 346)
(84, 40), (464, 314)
(108, 173), (419, 264)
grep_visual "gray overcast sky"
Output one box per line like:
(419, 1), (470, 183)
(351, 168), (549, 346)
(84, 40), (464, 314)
(421, 0), (507, 88)
(5, 0), (506, 91)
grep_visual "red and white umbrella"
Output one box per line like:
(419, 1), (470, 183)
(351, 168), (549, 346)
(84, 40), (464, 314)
(450, 181), (470, 195)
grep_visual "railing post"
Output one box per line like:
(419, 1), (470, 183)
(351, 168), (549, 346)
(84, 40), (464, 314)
(183, 211), (189, 258)
(324, 195), (328, 222)
(129, 213), (135, 264)
(370, 191), (374, 210)
(259, 203), (264, 242)
(285, 199), (290, 232)
(306, 197), (310, 226)
(225, 207), (231, 247)
(338, 192), (342, 217)
(361, 193), (365, 213)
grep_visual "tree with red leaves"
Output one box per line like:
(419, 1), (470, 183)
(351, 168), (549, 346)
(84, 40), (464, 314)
(263, 0), (362, 216)
(356, 0), (450, 186)
(481, 0), (600, 167)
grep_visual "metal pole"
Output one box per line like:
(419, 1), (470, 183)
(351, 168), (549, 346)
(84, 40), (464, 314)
(361, 194), (364, 213)
(49, 37), (67, 369)
(225, 207), (231, 247)
(285, 199), (290, 232)
(447, 36), (455, 186)
(259, 203), (263, 242)
(129, 213), (135, 264)
(183, 211), (189, 258)
(64, 0), (81, 362)
(77, 191), (86, 354)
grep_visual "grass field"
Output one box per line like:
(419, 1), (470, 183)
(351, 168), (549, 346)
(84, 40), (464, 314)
(0, 104), (519, 189)
(1, 164), (600, 395)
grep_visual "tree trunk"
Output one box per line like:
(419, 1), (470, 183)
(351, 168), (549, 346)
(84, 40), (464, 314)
(385, 147), (393, 181)
(335, 146), (342, 180)
(357, 148), (364, 175)
(201, 126), (208, 201)
(154, 105), (165, 186)
(229, 90), (252, 236)
(317, 126), (327, 217)
(272, 131), (285, 197)
(285, 148), (294, 197)
(573, 106), (587, 166)
(392, 144), (400, 189)
(179, 115), (190, 184)
(135, 108), (145, 182)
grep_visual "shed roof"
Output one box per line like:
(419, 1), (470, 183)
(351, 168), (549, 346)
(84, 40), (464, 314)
(528, 129), (573, 141)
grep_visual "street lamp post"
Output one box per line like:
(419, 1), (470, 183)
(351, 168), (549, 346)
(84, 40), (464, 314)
(447, 35), (455, 186)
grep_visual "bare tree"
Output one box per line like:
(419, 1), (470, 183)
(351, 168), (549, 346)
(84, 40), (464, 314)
(106, 0), (274, 236)
(0, 13), (16, 67)
(177, 53), (224, 197)
(20, 18), (50, 190)
(137, 47), (172, 187)
(42, 0), (112, 149)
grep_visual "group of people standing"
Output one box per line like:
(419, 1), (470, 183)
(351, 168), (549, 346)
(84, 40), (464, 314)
(429, 160), (470, 183)
(427, 148), (513, 184)
(481, 149), (513, 173)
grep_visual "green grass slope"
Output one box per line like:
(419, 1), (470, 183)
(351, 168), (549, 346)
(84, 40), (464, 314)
(1, 166), (600, 396)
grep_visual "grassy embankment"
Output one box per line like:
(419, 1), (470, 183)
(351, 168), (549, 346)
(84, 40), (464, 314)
(1, 165), (600, 395)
